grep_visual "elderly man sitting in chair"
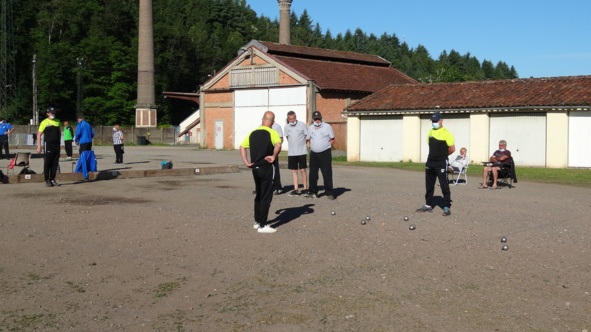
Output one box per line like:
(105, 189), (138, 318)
(480, 140), (511, 190)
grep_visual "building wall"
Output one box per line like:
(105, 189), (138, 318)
(546, 111), (568, 168)
(204, 107), (233, 149)
(402, 114), (421, 163)
(348, 110), (585, 168)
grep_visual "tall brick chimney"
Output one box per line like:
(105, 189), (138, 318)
(278, 0), (293, 45)
(135, 0), (157, 128)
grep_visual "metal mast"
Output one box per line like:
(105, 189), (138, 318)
(0, 0), (16, 118)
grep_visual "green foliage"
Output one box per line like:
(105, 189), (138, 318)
(8, 0), (519, 125)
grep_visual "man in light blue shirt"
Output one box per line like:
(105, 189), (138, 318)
(283, 111), (309, 196)
(305, 111), (335, 200)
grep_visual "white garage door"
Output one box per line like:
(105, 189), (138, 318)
(234, 86), (307, 149)
(568, 111), (591, 167)
(489, 113), (546, 166)
(360, 116), (403, 162)
(420, 114), (470, 163)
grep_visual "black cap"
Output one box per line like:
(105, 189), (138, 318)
(312, 111), (322, 120)
(431, 112), (442, 122)
(46, 107), (56, 114)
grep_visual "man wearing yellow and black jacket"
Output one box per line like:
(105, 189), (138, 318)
(417, 112), (455, 216)
(37, 107), (61, 187)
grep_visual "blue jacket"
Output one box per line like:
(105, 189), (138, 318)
(74, 120), (94, 144)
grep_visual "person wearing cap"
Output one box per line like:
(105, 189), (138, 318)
(305, 111), (336, 200)
(417, 111), (455, 216)
(74, 114), (94, 153)
(37, 107), (62, 187)
(240, 111), (283, 234)
(283, 111), (309, 196)
(0, 118), (15, 160)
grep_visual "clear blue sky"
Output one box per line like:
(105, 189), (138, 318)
(247, 0), (591, 78)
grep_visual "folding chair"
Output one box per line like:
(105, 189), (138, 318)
(487, 157), (517, 189)
(448, 156), (468, 185)
(449, 163), (468, 185)
(497, 157), (517, 188)
(7, 152), (31, 174)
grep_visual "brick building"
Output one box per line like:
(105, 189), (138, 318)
(345, 75), (591, 168)
(197, 40), (416, 151)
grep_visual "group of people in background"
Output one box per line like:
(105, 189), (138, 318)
(241, 110), (336, 234)
(34, 107), (124, 187)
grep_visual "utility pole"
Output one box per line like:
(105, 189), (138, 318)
(1, 0), (16, 119)
(32, 54), (38, 125)
(76, 57), (84, 114)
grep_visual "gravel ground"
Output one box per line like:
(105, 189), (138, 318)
(1, 148), (590, 331)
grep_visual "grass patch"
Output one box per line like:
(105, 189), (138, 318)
(155, 280), (182, 298)
(1, 311), (57, 330)
(65, 281), (86, 293)
(333, 157), (591, 187)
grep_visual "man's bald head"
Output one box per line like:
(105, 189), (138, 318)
(262, 111), (275, 128)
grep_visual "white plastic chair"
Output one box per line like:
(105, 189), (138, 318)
(448, 155), (468, 186)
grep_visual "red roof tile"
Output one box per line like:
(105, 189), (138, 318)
(260, 41), (391, 66)
(346, 76), (591, 112)
(274, 55), (416, 93)
(250, 41), (417, 93)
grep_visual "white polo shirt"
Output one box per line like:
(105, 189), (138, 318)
(284, 120), (308, 156)
(307, 122), (334, 153)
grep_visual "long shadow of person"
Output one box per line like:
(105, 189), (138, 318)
(270, 204), (315, 228)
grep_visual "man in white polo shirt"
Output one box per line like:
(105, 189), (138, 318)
(283, 111), (308, 196)
(305, 111), (335, 200)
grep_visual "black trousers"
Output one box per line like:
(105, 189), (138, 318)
(424, 164), (452, 208)
(252, 163), (275, 226)
(79, 142), (92, 154)
(272, 157), (282, 190)
(44, 142), (61, 181)
(0, 135), (8, 159)
(64, 140), (73, 157)
(309, 148), (333, 196)
(114, 144), (124, 163)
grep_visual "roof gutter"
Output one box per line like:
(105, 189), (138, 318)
(344, 105), (591, 117)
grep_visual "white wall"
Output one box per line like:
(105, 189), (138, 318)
(234, 86), (307, 149)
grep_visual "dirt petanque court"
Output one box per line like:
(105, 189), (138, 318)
(1, 146), (590, 331)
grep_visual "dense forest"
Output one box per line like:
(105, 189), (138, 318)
(2, 0), (518, 126)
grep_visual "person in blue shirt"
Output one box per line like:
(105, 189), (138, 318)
(0, 118), (15, 160)
(74, 114), (94, 153)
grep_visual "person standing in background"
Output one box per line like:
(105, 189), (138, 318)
(0, 118), (15, 160)
(283, 111), (308, 196)
(37, 107), (61, 187)
(74, 114), (94, 153)
(271, 121), (284, 195)
(112, 124), (124, 165)
(306, 111), (335, 200)
(63, 121), (74, 160)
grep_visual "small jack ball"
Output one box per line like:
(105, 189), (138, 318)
(365, 216), (371, 221)
(403, 216), (409, 221)
(409, 224), (416, 230)
(502, 245), (509, 251)
(331, 211), (336, 215)
(361, 220), (367, 225)
(500, 236), (508, 243)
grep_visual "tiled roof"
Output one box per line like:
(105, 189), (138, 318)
(251, 41), (417, 93)
(260, 41), (391, 66)
(346, 75), (591, 112)
(274, 55), (417, 93)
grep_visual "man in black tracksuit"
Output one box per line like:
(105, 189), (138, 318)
(240, 111), (282, 234)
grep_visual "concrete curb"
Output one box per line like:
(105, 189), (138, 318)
(4, 165), (240, 185)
